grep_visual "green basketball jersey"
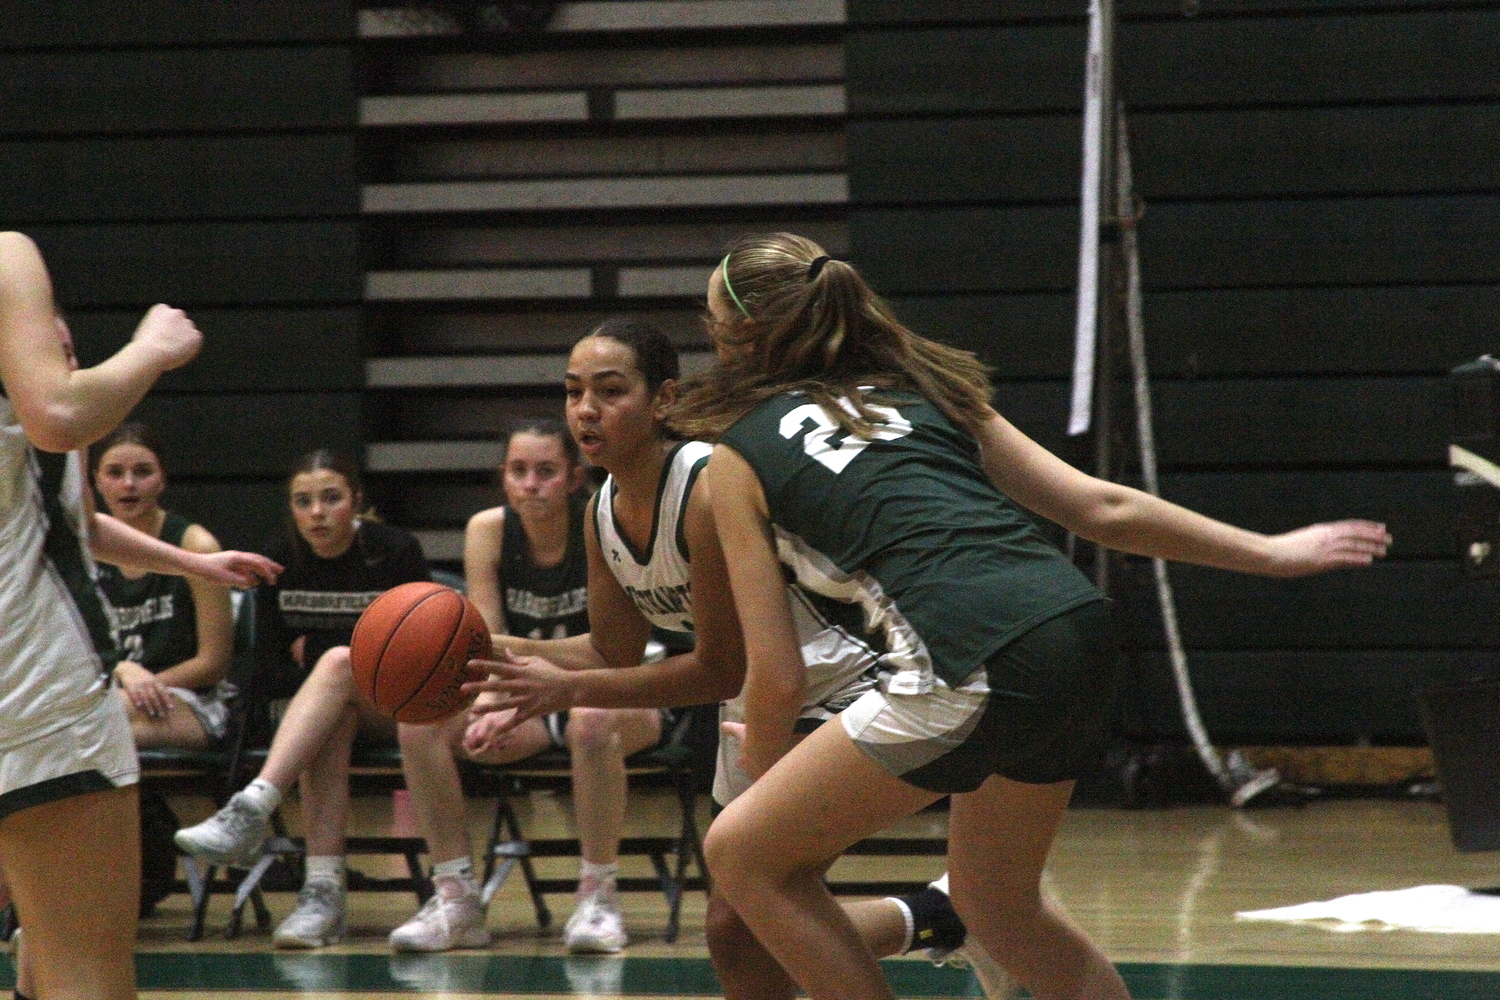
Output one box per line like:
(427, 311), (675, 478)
(719, 391), (1099, 690)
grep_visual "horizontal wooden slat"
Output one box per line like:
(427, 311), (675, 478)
(412, 529), (466, 562)
(363, 173), (849, 213)
(848, 11), (1500, 115)
(991, 377), (1447, 467)
(889, 285), (1500, 380)
(614, 84), (845, 119)
(381, 220), (849, 268)
(384, 43), (842, 92)
(27, 222), (361, 307)
(0, 47), (355, 134)
(130, 393), (362, 478)
(1117, 648), (1496, 743)
(365, 268), (593, 302)
(0, 1), (353, 48)
(0, 135), (357, 223)
(360, 91), (588, 126)
(367, 440), (507, 472)
(1115, 560), (1497, 650)
(851, 104), (1500, 205)
(551, 1), (846, 30)
(70, 308), (362, 392)
(853, 195), (1500, 295)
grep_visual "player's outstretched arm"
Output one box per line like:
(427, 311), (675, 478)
(971, 405), (1391, 577)
(0, 233), (202, 452)
(89, 512), (281, 588)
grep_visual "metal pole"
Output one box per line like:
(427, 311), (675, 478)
(1070, 0), (1119, 591)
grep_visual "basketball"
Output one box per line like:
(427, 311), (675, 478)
(349, 581), (493, 724)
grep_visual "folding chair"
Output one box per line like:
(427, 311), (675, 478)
(473, 706), (709, 943)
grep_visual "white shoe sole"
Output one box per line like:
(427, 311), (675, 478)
(389, 926), (492, 953)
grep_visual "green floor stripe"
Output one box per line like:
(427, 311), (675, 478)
(0, 953), (981, 996)
(1, 953), (1499, 997)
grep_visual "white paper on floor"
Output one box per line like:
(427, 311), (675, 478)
(1236, 885), (1500, 933)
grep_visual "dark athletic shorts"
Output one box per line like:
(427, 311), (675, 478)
(843, 599), (1121, 792)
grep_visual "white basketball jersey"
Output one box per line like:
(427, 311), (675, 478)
(593, 440), (711, 636)
(594, 438), (882, 805)
(0, 397), (112, 752)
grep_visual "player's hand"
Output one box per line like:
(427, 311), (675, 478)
(462, 706), (525, 758)
(196, 550), (282, 588)
(462, 647), (576, 725)
(131, 303), (202, 372)
(1261, 520), (1392, 577)
(114, 660), (174, 720)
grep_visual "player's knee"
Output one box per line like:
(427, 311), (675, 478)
(564, 707), (618, 755)
(702, 816), (760, 895)
(314, 644), (352, 678)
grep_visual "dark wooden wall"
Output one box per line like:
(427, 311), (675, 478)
(0, 2), (362, 551)
(847, 1), (1500, 743)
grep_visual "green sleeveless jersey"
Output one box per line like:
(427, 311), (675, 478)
(719, 391), (1099, 690)
(97, 511), (200, 678)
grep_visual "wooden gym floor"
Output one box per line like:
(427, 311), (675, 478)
(7, 786), (1500, 998)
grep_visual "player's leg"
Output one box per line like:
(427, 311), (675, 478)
(388, 713), (497, 953)
(947, 777), (1127, 999)
(119, 688), (211, 750)
(706, 719), (940, 1000)
(175, 646), (365, 866)
(559, 707), (661, 953)
(275, 694), (394, 949)
(0, 785), (140, 1000)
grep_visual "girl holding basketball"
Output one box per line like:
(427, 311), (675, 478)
(674, 233), (1391, 1000)
(0, 231), (281, 1000)
(174, 449), (430, 948)
(391, 417), (672, 954)
(468, 318), (1010, 998)
(92, 421), (236, 751)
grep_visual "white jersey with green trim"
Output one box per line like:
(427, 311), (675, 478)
(0, 397), (114, 752)
(593, 438), (882, 805)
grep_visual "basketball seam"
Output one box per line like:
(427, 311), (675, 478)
(390, 591), (467, 719)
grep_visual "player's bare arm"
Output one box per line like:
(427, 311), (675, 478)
(971, 405), (1391, 577)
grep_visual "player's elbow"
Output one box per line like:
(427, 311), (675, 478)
(18, 400), (88, 452)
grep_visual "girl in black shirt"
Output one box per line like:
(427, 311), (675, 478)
(93, 422), (236, 749)
(174, 450), (430, 949)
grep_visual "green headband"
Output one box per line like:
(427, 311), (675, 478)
(719, 253), (750, 318)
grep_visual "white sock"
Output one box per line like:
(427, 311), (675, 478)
(237, 778), (281, 816)
(305, 855), (346, 886)
(579, 860), (619, 895)
(432, 856), (478, 895)
(886, 896), (916, 954)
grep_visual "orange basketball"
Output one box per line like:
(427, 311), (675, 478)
(349, 581), (493, 724)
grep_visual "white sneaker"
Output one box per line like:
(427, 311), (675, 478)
(564, 890), (627, 954)
(389, 882), (491, 952)
(273, 879), (347, 948)
(173, 792), (270, 867)
(929, 940), (1020, 1000)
